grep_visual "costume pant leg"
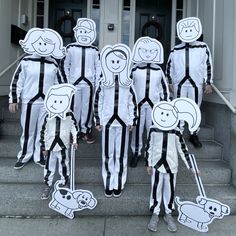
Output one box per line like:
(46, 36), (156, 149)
(102, 125), (115, 191)
(58, 149), (70, 185)
(163, 173), (177, 215)
(131, 106), (145, 156)
(34, 104), (47, 162)
(18, 103), (40, 163)
(44, 151), (57, 186)
(73, 87), (83, 132)
(173, 85), (188, 132)
(114, 126), (129, 190)
(80, 86), (93, 134)
(145, 106), (153, 139)
(149, 169), (164, 215)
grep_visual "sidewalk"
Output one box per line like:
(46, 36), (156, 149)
(0, 215), (234, 236)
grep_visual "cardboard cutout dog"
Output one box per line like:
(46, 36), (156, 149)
(175, 154), (230, 232)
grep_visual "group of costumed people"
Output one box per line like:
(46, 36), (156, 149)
(8, 16), (213, 232)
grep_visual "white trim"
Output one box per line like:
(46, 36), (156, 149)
(171, 0), (177, 48)
(44, 0), (49, 27)
(87, 0), (92, 17)
(211, 0), (216, 65)
(129, 0), (136, 48)
(118, 0), (123, 43)
(196, 0), (199, 17)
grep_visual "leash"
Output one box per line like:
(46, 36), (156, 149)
(70, 144), (76, 191)
(189, 154), (206, 197)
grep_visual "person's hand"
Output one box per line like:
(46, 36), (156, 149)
(73, 143), (78, 149)
(95, 125), (103, 132)
(204, 84), (213, 94)
(128, 125), (134, 131)
(190, 168), (200, 175)
(9, 103), (18, 113)
(42, 150), (48, 158)
(147, 166), (153, 176)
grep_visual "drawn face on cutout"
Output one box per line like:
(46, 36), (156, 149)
(32, 37), (55, 56)
(74, 18), (96, 46)
(138, 42), (158, 61)
(46, 94), (70, 114)
(152, 103), (178, 131)
(44, 84), (76, 120)
(105, 50), (127, 73)
(177, 17), (202, 43)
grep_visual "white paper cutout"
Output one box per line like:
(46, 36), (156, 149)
(19, 27), (65, 59)
(101, 44), (132, 87)
(73, 18), (96, 46)
(177, 17), (202, 43)
(132, 36), (164, 64)
(44, 84), (76, 120)
(175, 154), (230, 232)
(152, 98), (201, 132)
(49, 146), (97, 219)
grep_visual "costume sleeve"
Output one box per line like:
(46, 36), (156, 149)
(166, 51), (173, 85)
(70, 113), (78, 143)
(145, 128), (155, 167)
(40, 115), (48, 151)
(175, 130), (191, 169)
(60, 47), (71, 83)
(94, 49), (102, 86)
(204, 44), (213, 85)
(128, 84), (138, 126)
(159, 70), (170, 101)
(94, 83), (103, 126)
(9, 60), (25, 103)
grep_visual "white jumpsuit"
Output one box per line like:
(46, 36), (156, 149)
(9, 54), (64, 163)
(94, 78), (137, 191)
(146, 126), (191, 215)
(61, 43), (101, 134)
(130, 63), (169, 157)
(40, 112), (78, 186)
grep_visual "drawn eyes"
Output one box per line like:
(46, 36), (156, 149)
(54, 100), (63, 104)
(161, 112), (169, 116)
(111, 60), (119, 64)
(39, 42), (47, 46)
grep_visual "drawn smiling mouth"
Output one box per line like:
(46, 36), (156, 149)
(50, 105), (57, 110)
(39, 48), (47, 52)
(161, 119), (166, 122)
(112, 66), (120, 70)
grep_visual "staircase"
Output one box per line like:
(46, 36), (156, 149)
(0, 99), (236, 217)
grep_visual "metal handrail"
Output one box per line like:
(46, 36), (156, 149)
(212, 84), (236, 113)
(0, 53), (26, 78)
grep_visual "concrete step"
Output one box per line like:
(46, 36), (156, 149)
(0, 183), (235, 216)
(0, 158), (231, 185)
(0, 136), (222, 160)
(0, 119), (214, 139)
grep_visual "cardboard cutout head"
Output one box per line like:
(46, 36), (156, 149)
(49, 181), (97, 219)
(19, 28), (65, 59)
(132, 36), (164, 64)
(73, 18), (96, 46)
(101, 43), (132, 87)
(152, 98), (201, 132)
(45, 84), (76, 120)
(177, 17), (202, 43)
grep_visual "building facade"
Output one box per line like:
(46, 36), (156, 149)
(1, 0), (236, 185)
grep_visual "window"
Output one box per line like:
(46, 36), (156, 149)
(91, 0), (100, 46)
(121, 0), (130, 46)
(36, 0), (45, 27)
(175, 0), (184, 44)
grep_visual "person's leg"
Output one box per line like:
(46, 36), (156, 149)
(113, 126), (129, 197)
(58, 149), (70, 186)
(73, 87), (83, 132)
(102, 125), (115, 197)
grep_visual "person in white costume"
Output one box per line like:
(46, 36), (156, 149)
(61, 18), (101, 144)
(9, 28), (66, 170)
(94, 44), (138, 198)
(166, 17), (213, 148)
(40, 84), (78, 199)
(146, 98), (200, 233)
(129, 36), (170, 167)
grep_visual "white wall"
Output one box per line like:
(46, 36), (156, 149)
(0, 0), (33, 96)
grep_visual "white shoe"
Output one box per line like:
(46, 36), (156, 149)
(163, 214), (177, 232)
(148, 214), (159, 232)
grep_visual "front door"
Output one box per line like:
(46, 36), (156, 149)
(135, 0), (172, 64)
(49, 0), (87, 46)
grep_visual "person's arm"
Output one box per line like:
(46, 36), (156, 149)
(94, 82), (103, 131)
(60, 47), (71, 83)
(159, 70), (170, 102)
(94, 49), (102, 87)
(70, 112), (79, 149)
(128, 84), (138, 130)
(9, 60), (25, 112)
(203, 44), (213, 94)
(40, 115), (48, 156)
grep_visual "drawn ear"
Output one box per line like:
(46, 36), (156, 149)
(73, 191), (83, 199)
(197, 197), (207, 205)
(88, 198), (96, 208)
(221, 205), (229, 214)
